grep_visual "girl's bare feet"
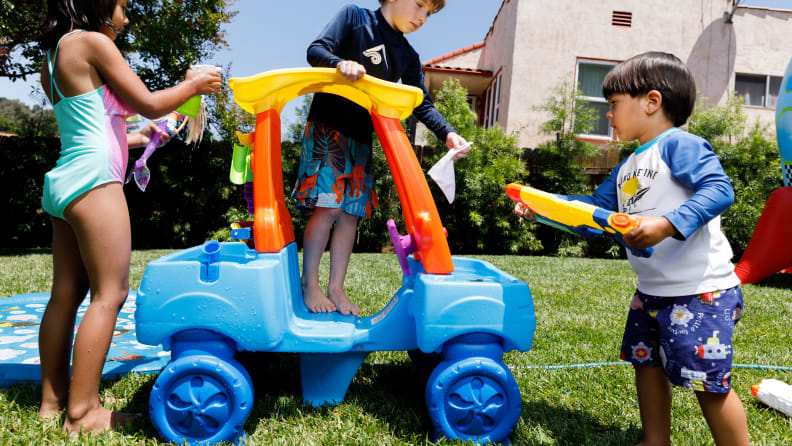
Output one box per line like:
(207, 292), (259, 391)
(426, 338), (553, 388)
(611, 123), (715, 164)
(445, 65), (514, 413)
(64, 405), (140, 435)
(39, 403), (65, 420)
(302, 282), (337, 313)
(327, 288), (361, 316)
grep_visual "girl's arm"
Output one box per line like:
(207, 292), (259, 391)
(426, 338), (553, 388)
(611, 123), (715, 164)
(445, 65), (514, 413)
(127, 122), (170, 149)
(86, 32), (220, 119)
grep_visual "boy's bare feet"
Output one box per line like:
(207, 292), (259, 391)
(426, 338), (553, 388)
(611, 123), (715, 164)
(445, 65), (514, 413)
(327, 288), (361, 316)
(302, 282), (337, 313)
(63, 406), (140, 435)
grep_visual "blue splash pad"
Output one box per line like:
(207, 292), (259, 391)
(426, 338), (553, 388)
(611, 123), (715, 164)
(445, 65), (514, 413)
(0, 291), (170, 385)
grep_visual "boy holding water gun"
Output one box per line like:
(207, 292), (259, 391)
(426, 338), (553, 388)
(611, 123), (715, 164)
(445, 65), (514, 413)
(517, 52), (749, 445)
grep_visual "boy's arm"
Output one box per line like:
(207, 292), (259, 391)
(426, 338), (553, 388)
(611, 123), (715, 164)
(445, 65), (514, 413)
(306, 5), (354, 68)
(564, 158), (624, 210)
(401, 52), (455, 143)
(661, 137), (734, 240)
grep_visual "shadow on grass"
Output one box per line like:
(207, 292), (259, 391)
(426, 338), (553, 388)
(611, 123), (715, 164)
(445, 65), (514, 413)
(0, 248), (50, 256)
(519, 399), (642, 445)
(752, 273), (792, 289)
(2, 355), (642, 444)
(237, 354), (431, 438)
(236, 355), (643, 444)
(0, 376), (158, 438)
(121, 375), (159, 437)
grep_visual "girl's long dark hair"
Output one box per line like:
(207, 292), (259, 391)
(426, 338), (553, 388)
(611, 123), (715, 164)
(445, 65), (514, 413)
(40, 0), (117, 49)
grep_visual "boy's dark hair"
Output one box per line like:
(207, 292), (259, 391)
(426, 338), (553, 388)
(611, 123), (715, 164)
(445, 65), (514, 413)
(602, 52), (696, 127)
(378, 0), (446, 14)
(40, 0), (118, 49)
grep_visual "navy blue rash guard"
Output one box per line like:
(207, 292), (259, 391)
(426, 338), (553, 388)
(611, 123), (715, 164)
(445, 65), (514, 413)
(306, 5), (455, 144)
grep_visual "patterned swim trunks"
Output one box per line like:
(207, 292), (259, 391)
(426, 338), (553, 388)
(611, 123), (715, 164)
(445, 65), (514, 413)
(620, 285), (743, 393)
(291, 120), (378, 218)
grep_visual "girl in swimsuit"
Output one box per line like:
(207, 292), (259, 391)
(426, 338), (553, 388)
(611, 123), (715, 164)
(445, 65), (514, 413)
(37, 0), (221, 434)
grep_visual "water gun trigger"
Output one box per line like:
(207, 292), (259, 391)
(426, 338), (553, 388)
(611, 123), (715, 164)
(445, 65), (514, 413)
(590, 207), (652, 258)
(608, 213), (641, 233)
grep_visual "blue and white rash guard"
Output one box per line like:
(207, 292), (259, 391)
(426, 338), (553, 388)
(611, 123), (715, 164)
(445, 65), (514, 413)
(566, 128), (740, 296)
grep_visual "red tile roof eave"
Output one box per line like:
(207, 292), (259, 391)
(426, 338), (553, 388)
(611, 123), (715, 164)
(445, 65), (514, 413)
(422, 41), (485, 65)
(422, 65), (493, 77)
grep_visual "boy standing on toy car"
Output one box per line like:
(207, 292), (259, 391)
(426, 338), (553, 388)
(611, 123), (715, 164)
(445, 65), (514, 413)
(517, 52), (749, 445)
(293, 0), (470, 316)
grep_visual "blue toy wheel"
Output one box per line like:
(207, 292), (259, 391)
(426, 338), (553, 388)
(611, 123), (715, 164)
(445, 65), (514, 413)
(426, 356), (521, 444)
(150, 354), (254, 445)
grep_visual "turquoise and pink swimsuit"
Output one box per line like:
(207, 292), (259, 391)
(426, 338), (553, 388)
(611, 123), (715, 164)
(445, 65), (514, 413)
(41, 30), (136, 219)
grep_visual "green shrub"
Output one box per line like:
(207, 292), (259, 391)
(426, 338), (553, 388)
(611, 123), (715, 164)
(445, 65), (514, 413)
(528, 78), (617, 257)
(0, 136), (59, 248)
(686, 96), (781, 259)
(421, 79), (539, 254)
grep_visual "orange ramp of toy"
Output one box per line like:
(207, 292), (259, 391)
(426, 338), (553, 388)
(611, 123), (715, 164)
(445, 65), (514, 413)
(228, 68), (453, 274)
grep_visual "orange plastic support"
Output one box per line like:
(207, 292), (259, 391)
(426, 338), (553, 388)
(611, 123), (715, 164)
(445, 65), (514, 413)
(251, 109), (295, 252)
(372, 112), (453, 274)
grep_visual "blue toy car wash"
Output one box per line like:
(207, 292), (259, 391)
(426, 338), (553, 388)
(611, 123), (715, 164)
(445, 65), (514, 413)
(135, 68), (536, 445)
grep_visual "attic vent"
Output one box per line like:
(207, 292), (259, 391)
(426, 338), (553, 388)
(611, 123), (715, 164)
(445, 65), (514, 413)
(612, 11), (632, 27)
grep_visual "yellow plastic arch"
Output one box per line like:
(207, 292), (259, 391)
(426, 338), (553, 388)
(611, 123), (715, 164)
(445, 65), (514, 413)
(228, 68), (423, 119)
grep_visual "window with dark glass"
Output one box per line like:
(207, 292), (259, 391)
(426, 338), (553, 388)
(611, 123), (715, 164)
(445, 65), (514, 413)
(576, 60), (617, 138)
(735, 74), (783, 108)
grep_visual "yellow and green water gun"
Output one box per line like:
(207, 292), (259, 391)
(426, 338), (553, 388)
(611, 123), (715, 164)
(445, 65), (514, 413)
(506, 183), (653, 258)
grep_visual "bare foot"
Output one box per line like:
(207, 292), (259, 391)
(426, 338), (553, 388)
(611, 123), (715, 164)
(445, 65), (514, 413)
(63, 406), (140, 435)
(39, 393), (68, 419)
(38, 402), (64, 420)
(327, 289), (361, 316)
(302, 282), (337, 313)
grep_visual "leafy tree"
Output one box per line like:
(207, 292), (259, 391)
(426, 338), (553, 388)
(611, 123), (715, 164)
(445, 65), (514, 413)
(122, 0), (237, 90)
(0, 98), (57, 136)
(688, 95), (746, 145)
(0, 98), (27, 133)
(209, 64), (255, 143)
(0, 0), (46, 81)
(1, 0), (236, 90)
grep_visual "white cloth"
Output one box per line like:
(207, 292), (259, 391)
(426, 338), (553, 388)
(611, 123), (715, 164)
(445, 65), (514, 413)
(428, 143), (470, 203)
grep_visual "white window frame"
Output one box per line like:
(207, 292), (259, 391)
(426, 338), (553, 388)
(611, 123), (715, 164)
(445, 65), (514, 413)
(575, 59), (617, 140)
(483, 72), (502, 128)
(735, 73), (783, 109)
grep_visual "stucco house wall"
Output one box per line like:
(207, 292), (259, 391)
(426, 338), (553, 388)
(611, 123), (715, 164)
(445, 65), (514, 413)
(424, 0), (792, 149)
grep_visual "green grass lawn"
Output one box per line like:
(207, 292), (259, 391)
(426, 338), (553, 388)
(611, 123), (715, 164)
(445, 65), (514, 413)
(1, 249), (791, 445)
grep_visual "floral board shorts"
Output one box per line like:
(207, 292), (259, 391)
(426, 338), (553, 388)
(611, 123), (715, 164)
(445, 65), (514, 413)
(620, 285), (743, 393)
(291, 120), (378, 218)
